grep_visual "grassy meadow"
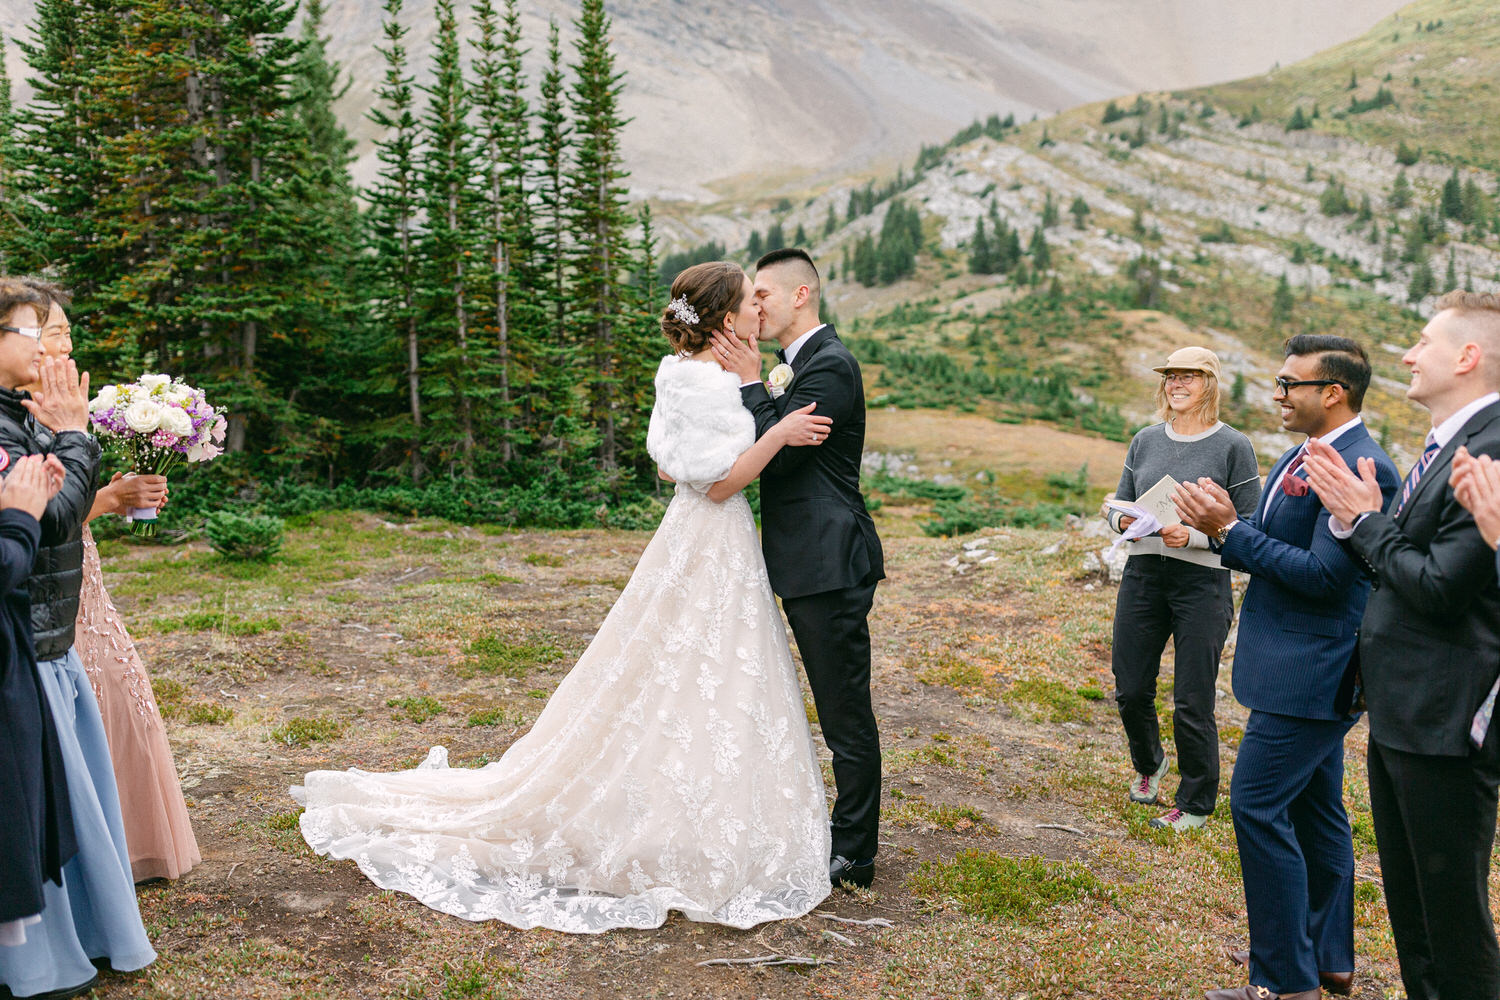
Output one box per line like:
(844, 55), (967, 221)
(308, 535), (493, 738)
(79, 500), (1453, 999)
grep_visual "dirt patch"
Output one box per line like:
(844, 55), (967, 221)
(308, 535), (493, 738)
(83, 514), (1411, 999)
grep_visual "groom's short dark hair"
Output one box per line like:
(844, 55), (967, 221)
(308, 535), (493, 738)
(756, 248), (820, 304)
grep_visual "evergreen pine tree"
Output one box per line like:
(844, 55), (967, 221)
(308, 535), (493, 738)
(968, 219), (992, 275)
(1028, 227), (1051, 271)
(1069, 195), (1089, 228)
(1270, 274), (1295, 329)
(1445, 250), (1458, 292)
(747, 229), (763, 260)
(534, 21), (570, 354)
(365, 0), (427, 480)
(765, 221), (786, 253)
(567, 0), (644, 473)
(853, 234), (878, 286)
(1441, 168), (1464, 219)
(823, 203), (838, 237)
(793, 223), (808, 247)
(1408, 257), (1435, 302)
(292, 0), (358, 241)
(0, 39), (18, 272)
(419, 0), (484, 476)
(1389, 169), (1412, 210)
(1041, 190), (1059, 228)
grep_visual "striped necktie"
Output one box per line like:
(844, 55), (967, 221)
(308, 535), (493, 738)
(1394, 434), (1441, 517)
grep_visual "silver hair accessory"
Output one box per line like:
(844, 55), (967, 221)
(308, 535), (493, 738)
(668, 295), (699, 326)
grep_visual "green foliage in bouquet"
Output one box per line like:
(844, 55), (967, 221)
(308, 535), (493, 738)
(205, 511), (285, 562)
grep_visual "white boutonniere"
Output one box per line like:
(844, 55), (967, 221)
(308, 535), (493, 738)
(766, 363), (794, 399)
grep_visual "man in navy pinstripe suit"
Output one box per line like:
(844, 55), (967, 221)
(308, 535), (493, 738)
(1175, 335), (1399, 1000)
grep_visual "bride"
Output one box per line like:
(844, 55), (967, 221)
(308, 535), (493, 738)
(293, 261), (837, 932)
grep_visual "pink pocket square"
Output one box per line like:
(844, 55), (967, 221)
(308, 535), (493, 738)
(1281, 475), (1310, 497)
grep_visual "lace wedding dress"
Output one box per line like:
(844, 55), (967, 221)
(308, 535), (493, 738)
(293, 356), (831, 932)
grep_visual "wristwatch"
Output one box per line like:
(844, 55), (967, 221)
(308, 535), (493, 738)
(1214, 520), (1238, 545)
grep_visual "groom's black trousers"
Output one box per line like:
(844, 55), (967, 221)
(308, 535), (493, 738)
(782, 580), (881, 862)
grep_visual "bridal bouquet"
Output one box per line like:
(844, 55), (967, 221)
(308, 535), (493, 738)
(89, 373), (227, 535)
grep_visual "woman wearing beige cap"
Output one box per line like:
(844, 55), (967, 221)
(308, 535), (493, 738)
(1103, 346), (1261, 831)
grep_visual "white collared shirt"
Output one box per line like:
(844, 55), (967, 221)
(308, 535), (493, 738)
(1432, 392), (1500, 450)
(782, 324), (827, 366)
(1262, 415), (1364, 521)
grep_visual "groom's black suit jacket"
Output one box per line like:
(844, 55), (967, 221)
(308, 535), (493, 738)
(1346, 399), (1500, 756)
(740, 325), (884, 599)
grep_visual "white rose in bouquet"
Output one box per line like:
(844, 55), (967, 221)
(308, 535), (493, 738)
(124, 400), (164, 434)
(139, 373), (171, 391)
(159, 407), (194, 438)
(89, 384), (118, 413)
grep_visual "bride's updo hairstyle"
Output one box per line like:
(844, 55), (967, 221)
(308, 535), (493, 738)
(662, 261), (746, 354)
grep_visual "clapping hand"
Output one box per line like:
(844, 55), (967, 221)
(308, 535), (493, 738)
(21, 357), (90, 434)
(1303, 437), (1383, 528)
(1172, 478), (1237, 536)
(1, 454), (62, 520)
(709, 329), (763, 385)
(1452, 446), (1500, 550)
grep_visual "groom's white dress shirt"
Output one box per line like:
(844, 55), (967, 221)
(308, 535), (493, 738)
(782, 324), (827, 366)
(741, 323), (827, 388)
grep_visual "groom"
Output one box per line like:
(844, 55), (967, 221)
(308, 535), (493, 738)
(717, 247), (885, 889)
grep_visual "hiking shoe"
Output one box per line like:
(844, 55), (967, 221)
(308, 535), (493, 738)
(1150, 807), (1207, 832)
(1128, 757), (1169, 805)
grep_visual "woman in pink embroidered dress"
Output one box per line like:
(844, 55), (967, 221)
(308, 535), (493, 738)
(26, 279), (201, 881)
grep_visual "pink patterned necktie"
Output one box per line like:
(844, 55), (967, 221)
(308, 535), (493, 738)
(1394, 435), (1441, 517)
(1281, 452), (1309, 497)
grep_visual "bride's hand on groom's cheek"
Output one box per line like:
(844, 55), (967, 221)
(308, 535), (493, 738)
(710, 330), (762, 383)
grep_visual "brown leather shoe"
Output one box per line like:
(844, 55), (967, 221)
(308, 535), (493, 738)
(1223, 946), (1352, 996)
(1204, 986), (1319, 1000)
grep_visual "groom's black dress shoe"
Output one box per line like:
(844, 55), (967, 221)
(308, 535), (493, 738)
(830, 855), (874, 889)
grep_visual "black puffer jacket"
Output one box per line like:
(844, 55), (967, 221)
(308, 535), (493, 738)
(0, 387), (100, 661)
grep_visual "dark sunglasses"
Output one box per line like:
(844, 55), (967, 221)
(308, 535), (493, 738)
(1274, 377), (1347, 394)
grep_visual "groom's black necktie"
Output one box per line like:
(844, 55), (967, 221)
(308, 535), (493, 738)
(775, 348), (787, 364)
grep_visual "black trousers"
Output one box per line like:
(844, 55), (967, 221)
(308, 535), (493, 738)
(1111, 555), (1232, 815)
(782, 580), (880, 862)
(1367, 736), (1500, 1000)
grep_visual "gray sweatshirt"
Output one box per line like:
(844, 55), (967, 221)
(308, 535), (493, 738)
(1110, 421), (1262, 568)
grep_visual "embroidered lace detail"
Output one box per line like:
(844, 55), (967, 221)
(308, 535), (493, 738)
(294, 364), (831, 932)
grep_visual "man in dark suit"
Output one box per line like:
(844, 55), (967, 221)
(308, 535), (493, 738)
(1177, 336), (1398, 1000)
(713, 248), (885, 889)
(1305, 291), (1500, 1000)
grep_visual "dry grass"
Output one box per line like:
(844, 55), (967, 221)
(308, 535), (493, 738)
(80, 505), (1500, 999)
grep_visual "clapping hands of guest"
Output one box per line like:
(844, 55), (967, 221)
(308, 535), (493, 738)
(1, 454), (66, 520)
(21, 356), (90, 434)
(1302, 437), (1384, 529)
(1452, 446), (1500, 551)
(1172, 478), (1238, 538)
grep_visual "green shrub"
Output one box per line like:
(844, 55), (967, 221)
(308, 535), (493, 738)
(270, 716), (344, 746)
(387, 696), (444, 723)
(909, 851), (1111, 921)
(460, 634), (564, 679)
(205, 511), (285, 561)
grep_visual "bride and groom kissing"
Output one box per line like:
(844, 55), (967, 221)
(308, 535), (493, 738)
(294, 248), (887, 932)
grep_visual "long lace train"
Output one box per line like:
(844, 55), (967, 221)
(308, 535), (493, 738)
(293, 486), (832, 932)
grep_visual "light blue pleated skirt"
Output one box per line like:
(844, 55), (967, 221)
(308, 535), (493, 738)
(0, 648), (155, 997)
